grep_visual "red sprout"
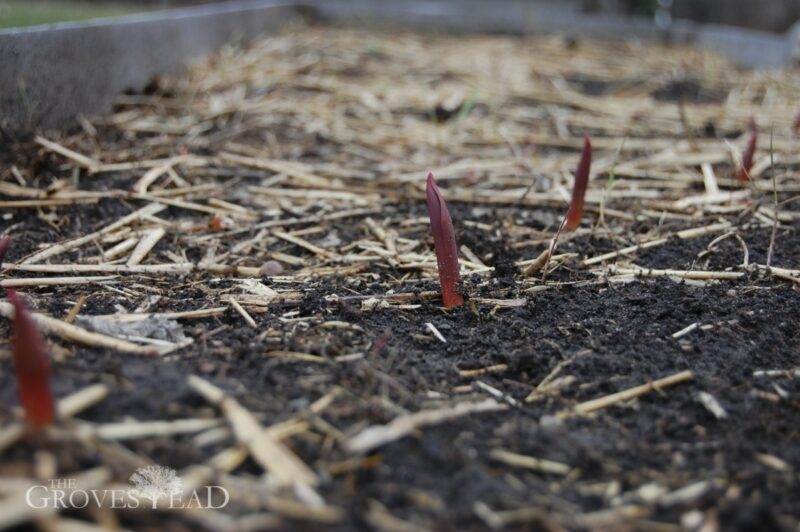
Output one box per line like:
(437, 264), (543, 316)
(370, 331), (389, 356)
(7, 289), (55, 427)
(425, 172), (464, 308)
(564, 136), (592, 231)
(208, 213), (223, 232)
(738, 120), (758, 183)
(0, 235), (9, 270)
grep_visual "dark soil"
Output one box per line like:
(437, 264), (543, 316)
(1, 193), (799, 530)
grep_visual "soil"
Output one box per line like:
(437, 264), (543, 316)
(0, 26), (799, 532)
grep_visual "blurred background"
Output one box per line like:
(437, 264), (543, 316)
(1, 0), (799, 32)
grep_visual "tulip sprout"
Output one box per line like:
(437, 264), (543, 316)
(426, 172), (464, 308)
(565, 136), (592, 231)
(738, 120), (757, 183)
(8, 289), (55, 427)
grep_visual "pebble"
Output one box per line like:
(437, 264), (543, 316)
(259, 260), (283, 276)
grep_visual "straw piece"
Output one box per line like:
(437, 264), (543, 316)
(22, 203), (165, 264)
(35, 136), (99, 171)
(58, 383), (110, 418)
(227, 297), (258, 328)
(187, 375), (319, 487)
(582, 222), (732, 266)
(127, 227), (166, 266)
(489, 449), (571, 475)
(574, 370), (693, 414)
(93, 418), (222, 440)
(346, 399), (507, 454)
(0, 302), (156, 355)
(0, 276), (117, 288)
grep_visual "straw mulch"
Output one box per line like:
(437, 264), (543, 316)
(1, 26), (799, 530)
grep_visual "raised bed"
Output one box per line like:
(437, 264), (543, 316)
(2, 0), (800, 131)
(1, 14), (800, 532)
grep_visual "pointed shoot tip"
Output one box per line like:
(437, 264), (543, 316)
(424, 172), (463, 308)
(8, 289), (55, 427)
(426, 172), (437, 188)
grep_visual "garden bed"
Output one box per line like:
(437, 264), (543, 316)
(0, 26), (799, 530)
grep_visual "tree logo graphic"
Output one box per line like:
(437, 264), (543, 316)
(128, 465), (183, 507)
